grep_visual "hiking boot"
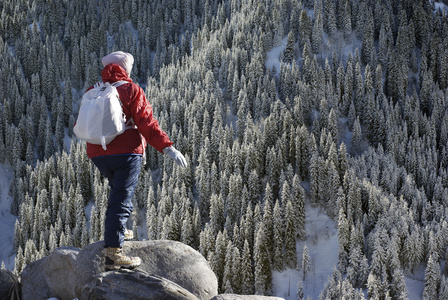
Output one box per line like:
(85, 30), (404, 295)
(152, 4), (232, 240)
(124, 228), (134, 241)
(104, 247), (141, 271)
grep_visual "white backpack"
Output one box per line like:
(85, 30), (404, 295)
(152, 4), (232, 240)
(74, 81), (135, 150)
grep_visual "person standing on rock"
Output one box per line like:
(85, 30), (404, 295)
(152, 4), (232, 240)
(84, 51), (187, 270)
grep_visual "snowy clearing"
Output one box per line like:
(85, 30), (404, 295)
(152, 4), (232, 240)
(0, 164), (16, 271)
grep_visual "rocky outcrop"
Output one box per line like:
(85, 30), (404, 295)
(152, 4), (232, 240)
(21, 240), (218, 300)
(81, 269), (199, 300)
(211, 295), (285, 300)
(0, 269), (20, 299)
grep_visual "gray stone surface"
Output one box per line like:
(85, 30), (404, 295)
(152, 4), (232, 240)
(0, 269), (20, 300)
(81, 268), (199, 300)
(211, 295), (285, 300)
(74, 240), (218, 299)
(44, 247), (81, 299)
(21, 246), (80, 300)
(21, 240), (218, 300)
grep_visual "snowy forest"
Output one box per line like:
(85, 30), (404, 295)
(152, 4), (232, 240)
(1, 0), (448, 298)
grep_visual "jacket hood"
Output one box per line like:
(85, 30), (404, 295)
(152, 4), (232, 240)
(102, 51), (134, 75)
(101, 64), (132, 83)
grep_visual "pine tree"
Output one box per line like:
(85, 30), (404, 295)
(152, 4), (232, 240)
(439, 276), (448, 300)
(337, 208), (350, 271)
(297, 279), (304, 300)
(302, 244), (311, 280)
(284, 200), (297, 269)
(346, 245), (368, 288)
(14, 246), (24, 276)
(43, 119), (54, 160)
(403, 225), (424, 272)
(298, 10), (312, 51)
(211, 230), (227, 290)
(231, 246), (242, 294)
(341, 0), (352, 41)
(199, 223), (214, 259)
(241, 239), (254, 294)
(361, 9), (374, 65)
(309, 153), (321, 204)
(351, 117), (362, 154)
(242, 204), (255, 252)
(283, 31), (296, 64)
(324, 0), (336, 37)
(181, 209), (194, 247)
(209, 193), (225, 235)
(272, 200), (284, 270)
(226, 173), (242, 225)
(390, 268), (408, 300)
(254, 223), (272, 295)
(222, 241), (234, 293)
(292, 175), (306, 240)
(311, 6), (323, 54)
(247, 169), (261, 206)
(423, 253), (441, 300)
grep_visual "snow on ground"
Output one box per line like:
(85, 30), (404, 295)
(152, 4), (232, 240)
(433, 1), (448, 13)
(272, 203), (339, 300)
(0, 163), (16, 271)
(273, 268), (300, 299)
(266, 37), (287, 75)
(404, 263), (426, 300)
(271, 202), (425, 299)
(406, 276), (424, 300)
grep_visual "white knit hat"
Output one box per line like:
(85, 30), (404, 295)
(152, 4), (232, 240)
(101, 51), (134, 75)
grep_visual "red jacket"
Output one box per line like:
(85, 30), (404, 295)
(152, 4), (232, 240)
(86, 64), (173, 158)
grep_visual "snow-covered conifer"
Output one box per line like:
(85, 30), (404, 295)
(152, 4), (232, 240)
(302, 244), (311, 280)
(284, 200), (297, 269)
(311, 6), (323, 54)
(254, 223), (272, 295)
(283, 31), (296, 64)
(240, 239), (254, 294)
(272, 199), (284, 270)
(423, 253), (441, 300)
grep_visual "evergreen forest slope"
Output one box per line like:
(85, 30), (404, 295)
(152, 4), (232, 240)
(1, 0), (448, 298)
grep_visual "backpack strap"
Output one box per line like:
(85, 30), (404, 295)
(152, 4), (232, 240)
(113, 81), (145, 155)
(112, 80), (128, 87)
(111, 81), (138, 130)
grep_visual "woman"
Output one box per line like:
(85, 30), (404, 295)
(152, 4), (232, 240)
(86, 51), (187, 270)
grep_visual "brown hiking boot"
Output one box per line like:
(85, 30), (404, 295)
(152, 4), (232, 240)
(124, 228), (134, 241)
(104, 247), (141, 271)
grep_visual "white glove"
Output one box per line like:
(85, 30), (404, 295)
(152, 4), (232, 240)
(163, 146), (187, 167)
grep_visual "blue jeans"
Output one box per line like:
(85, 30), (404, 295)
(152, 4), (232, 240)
(92, 154), (142, 248)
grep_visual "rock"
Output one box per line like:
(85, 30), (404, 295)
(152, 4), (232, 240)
(21, 257), (51, 300)
(21, 240), (218, 300)
(74, 240), (218, 300)
(211, 295), (285, 300)
(80, 268), (199, 300)
(0, 269), (20, 299)
(21, 246), (80, 300)
(43, 247), (81, 299)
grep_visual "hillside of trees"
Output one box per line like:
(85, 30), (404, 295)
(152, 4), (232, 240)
(1, 0), (448, 298)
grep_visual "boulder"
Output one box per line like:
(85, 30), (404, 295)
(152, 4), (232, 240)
(211, 295), (285, 300)
(21, 240), (218, 300)
(80, 269), (199, 300)
(21, 247), (81, 300)
(75, 240), (218, 299)
(0, 269), (20, 300)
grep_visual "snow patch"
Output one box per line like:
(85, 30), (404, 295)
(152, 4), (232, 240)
(0, 164), (16, 271)
(433, 1), (448, 13)
(272, 203), (339, 299)
(266, 37), (288, 75)
(272, 268), (300, 299)
(405, 276), (424, 300)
